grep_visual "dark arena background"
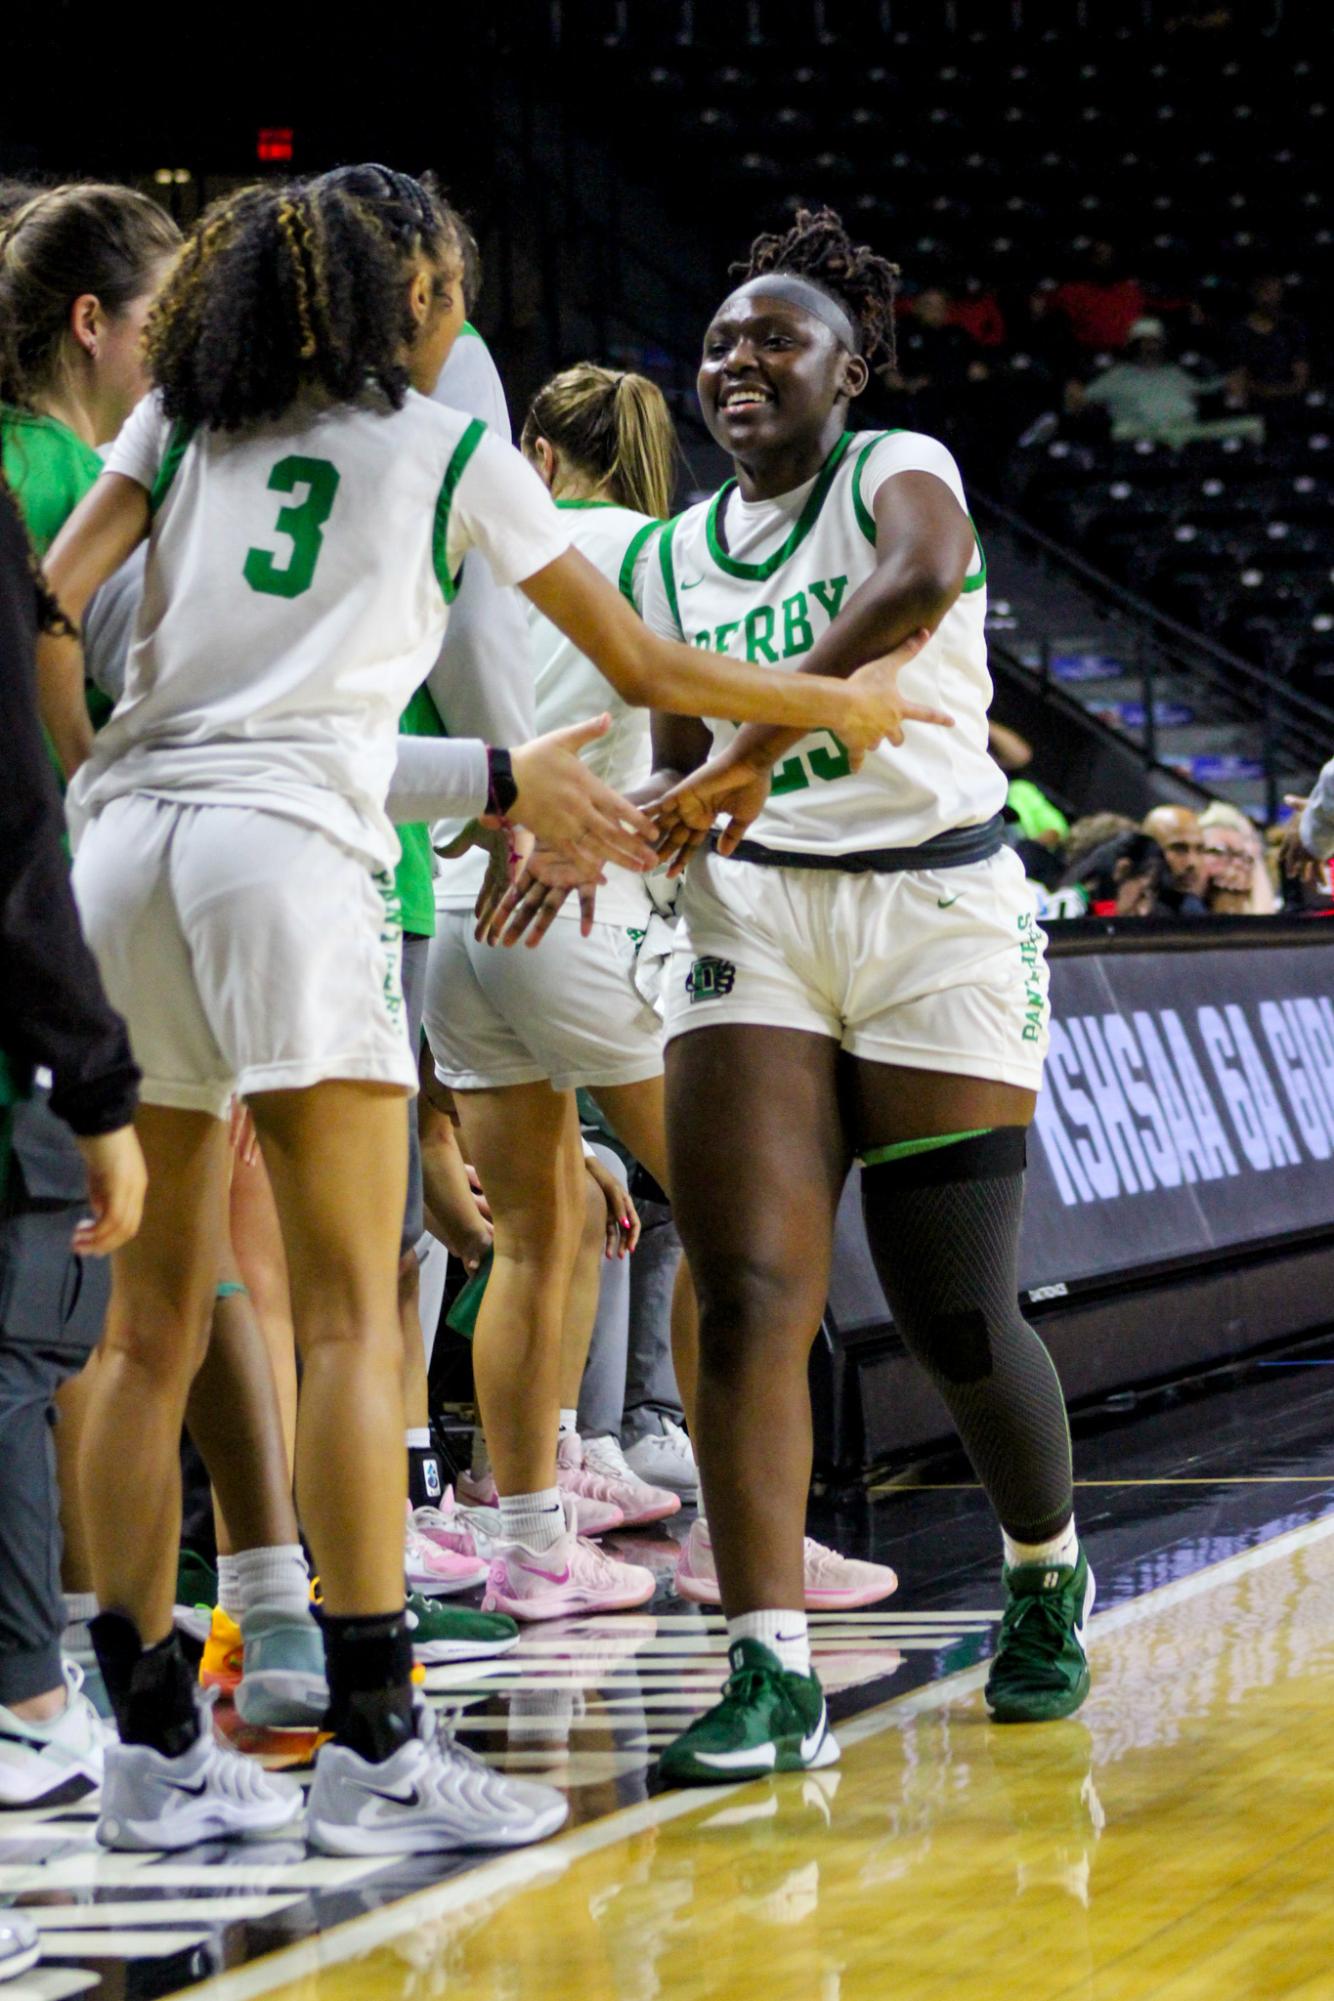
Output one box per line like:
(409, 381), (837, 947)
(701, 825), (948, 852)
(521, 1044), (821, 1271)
(4, 4), (1334, 1998)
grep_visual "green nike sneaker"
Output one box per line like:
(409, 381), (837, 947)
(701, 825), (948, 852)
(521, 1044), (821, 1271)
(658, 1639), (839, 1786)
(985, 1547), (1095, 1724)
(405, 1593), (520, 1664)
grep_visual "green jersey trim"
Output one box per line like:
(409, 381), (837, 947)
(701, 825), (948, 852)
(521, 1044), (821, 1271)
(618, 518), (663, 608)
(460, 321), (482, 339)
(703, 429), (855, 583)
(852, 430), (987, 591)
(150, 420), (195, 515)
(554, 497), (618, 510)
(657, 515), (685, 637)
(432, 419), (487, 602)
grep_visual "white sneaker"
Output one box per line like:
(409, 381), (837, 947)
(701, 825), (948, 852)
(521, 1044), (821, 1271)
(0, 1660), (105, 1806)
(0, 1910), (39, 1984)
(96, 1692), (302, 1851)
(306, 1705), (568, 1855)
(623, 1417), (699, 1500)
(581, 1434), (682, 1527)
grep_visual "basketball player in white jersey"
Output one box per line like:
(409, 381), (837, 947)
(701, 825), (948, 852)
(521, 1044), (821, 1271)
(637, 209), (1092, 1784)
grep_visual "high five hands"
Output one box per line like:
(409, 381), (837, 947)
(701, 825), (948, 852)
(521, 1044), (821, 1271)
(475, 629), (950, 949)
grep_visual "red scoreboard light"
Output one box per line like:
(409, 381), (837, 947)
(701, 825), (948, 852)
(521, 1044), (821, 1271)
(257, 128), (294, 163)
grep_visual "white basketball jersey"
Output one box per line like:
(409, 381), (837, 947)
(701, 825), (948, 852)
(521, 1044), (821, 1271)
(641, 428), (1006, 855)
(437, 499), (661, 924)
(71, 385), (569, 872)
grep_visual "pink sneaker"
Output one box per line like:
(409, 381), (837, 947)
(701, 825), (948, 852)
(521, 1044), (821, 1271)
(580, 1435), (681, 1528)
(456, 1468), (499, 1509)
(460, 1463), (623, 1540)
(674, 1518), (898, 1611)
(482, 1499), (656, 1622)
(411, 1489), (482, 1562)
(404, 1502), (488, 1597)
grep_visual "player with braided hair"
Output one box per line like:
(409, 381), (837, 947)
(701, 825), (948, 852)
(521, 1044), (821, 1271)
(632, 205), (1088, 1782)
(738, 203), (901, 372)
(37, 172), (930, 1855)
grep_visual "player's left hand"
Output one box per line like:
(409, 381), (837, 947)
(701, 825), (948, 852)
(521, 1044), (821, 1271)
(652, 750), (773, 877)
(584, 1152), (641, 1259)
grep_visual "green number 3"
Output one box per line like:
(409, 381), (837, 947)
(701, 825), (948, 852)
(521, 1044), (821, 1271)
(243, 455), (341, 599)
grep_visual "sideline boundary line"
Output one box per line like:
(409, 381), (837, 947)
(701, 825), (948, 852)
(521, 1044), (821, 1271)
(188, 1506), (1334, 2001)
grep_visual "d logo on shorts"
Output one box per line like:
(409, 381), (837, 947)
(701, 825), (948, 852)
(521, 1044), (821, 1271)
(686, 956), (737, 1004)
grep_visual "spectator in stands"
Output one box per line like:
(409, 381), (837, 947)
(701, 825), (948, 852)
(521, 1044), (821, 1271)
(1142, 804), (1210, 913)
(882, 287), (989, 441)
(1050, 242), (1153, 354)
(1063, 812), (1138, 872)
(1047, 830), (1165, 919)
(1067, 320), (1262, 447)
(951, 276), (1007, 351)
(1224, 276), (1311, 417)
(988, 720), (1069, 849)
(1199, 801), (1277, 915)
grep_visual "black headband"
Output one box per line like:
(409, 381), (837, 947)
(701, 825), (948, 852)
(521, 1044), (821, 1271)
(729, 274), (860, 352)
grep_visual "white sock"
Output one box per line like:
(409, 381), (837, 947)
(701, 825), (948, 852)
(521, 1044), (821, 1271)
(728, 1610), (810, 1678)
(405, 1426), (431, 1452)
(558, 1408), (580, 1437)
(216, 1552), (243, 1618)
(1003, 1518), (1080, 1571)
(228, 1544), (312, 1623)
(470, 1426), (491, 1482)
(499, 1488), (564, 1553)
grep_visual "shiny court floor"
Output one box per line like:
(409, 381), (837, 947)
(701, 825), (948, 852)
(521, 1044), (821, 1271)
(6, 1338), (1334, 2001)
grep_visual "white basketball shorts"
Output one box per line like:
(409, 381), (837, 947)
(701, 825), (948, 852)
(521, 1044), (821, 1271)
(425, 911), (665, 1094)
(72, 794), (415, 1117)
(663, 844), (1049, 1091)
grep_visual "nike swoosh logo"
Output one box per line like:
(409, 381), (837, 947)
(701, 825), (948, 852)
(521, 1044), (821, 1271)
(516, 1561), (572, 1586)
(355, 1780), (422, 1808)
(166, 1778), (210, 1797)
(680, 577), (705, 589)
(937, 893), (961, 908)
(800, 1706), (829, 1761)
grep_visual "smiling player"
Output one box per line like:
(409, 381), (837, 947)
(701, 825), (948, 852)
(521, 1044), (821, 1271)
(644, 208), (1091, 1784)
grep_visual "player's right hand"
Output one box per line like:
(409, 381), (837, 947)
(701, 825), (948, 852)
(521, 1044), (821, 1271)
(508, 715), (660, 875)
(841, 628), (951, 760)
(73, 1123), (147, 1255)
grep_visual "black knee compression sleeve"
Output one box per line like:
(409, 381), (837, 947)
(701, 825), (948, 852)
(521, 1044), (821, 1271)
(861, 1128), (1073, 1543)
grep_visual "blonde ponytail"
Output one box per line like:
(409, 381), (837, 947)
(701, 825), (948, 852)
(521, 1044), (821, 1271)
(522, 362), (677, 518)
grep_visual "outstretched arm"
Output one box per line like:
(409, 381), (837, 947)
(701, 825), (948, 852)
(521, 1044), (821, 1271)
(519, 543), (951, 750)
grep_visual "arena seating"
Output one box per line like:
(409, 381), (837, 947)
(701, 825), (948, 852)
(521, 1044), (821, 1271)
(489, 2), (1334, 763)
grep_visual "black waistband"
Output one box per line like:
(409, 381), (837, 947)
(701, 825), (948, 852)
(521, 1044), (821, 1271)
(712, 814), (1006, 875)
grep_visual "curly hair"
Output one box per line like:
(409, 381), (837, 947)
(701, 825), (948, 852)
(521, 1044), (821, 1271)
(733, 205), (901, 369)
(144, 168), (461, 431)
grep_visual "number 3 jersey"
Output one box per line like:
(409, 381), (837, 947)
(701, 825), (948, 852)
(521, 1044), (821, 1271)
(642, 428), (1006, 856)
(69, 386), (571, 873)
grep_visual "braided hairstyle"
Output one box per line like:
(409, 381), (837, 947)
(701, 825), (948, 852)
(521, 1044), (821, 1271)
(733, 205), (901, 371)
(144, 168), (461, 431)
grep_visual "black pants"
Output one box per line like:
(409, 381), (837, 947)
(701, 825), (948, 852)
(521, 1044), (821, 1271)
(0, 1096), (108, 1704)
